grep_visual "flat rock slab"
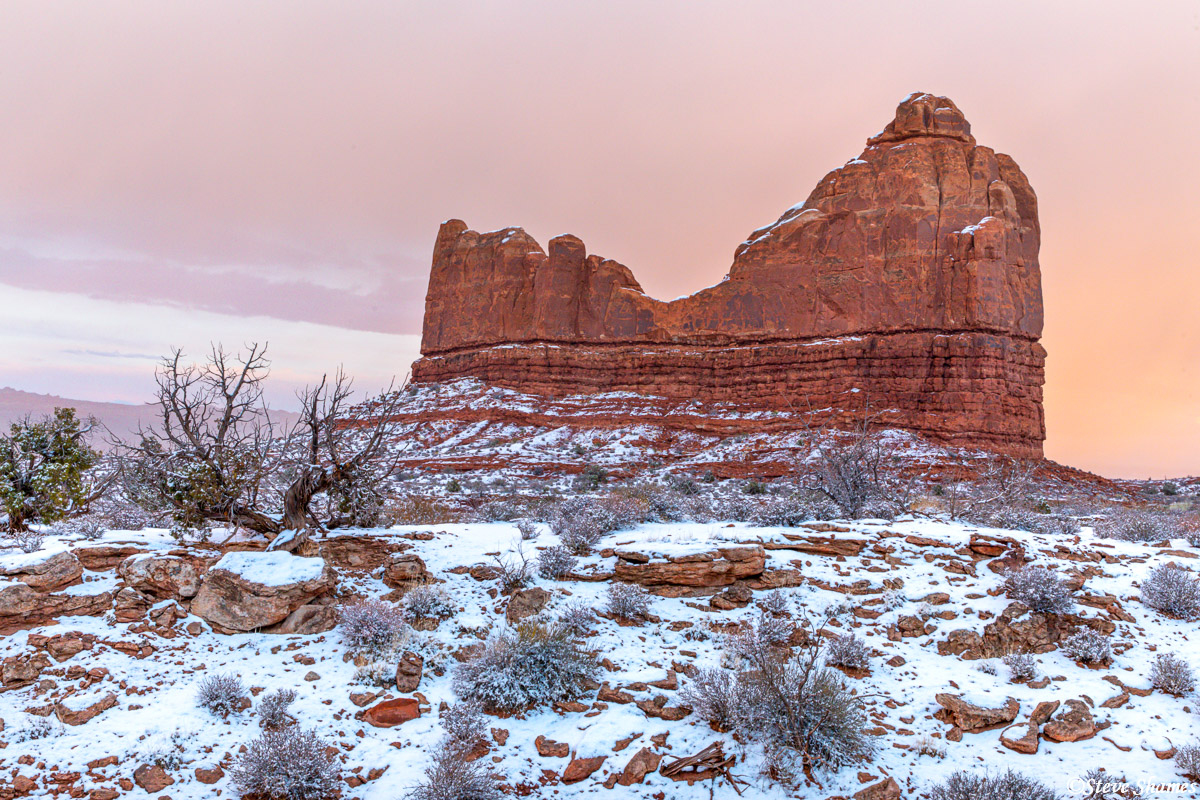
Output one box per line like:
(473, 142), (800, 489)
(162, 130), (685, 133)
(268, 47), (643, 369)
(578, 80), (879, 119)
(363, 697), (421, 728)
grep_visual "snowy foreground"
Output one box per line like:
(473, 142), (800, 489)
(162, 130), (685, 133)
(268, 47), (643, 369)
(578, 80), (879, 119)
(1, 517), (1198, 799)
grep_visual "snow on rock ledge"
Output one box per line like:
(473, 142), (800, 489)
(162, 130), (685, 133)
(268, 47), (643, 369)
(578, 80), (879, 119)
(191, 552), (335, 633)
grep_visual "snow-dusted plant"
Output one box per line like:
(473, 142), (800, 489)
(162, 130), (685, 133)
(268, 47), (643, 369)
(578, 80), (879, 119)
(231, 726), (341, 800)
(605, 582), (652, 621)
(1096, 509), (1178, 543)
(976, 660), (999, 676)
(1176, 744), (1200, 780)
(928, 769), (1059, 800)
(406, 738), (500, 800)
(1003, 565), (1075, 614)
(11, 528), (44, 553)
(757, 590), (793, 618)
(879, 588), (906, 612)
(1141, 563), (1200, 620)
(452, 622), (599, 713)
(196, 673), (248, 717)
(8, 715), (58, 742)
(825, 633), (870, 670)
(679, 667), (737, 731)
(913, 735), (946, 759)
(399, 585), (456, 623)
(536, 545), (577, 580)
(556, 601), (596, 635)
(1150, 652), (1195, 696)
(339, 598), (408, 655)
(515, 519), (539, 541)
(144, 729), (189, 770)
(492, 544), (533, 593)
(50, 514), (105, 541)
(440, 702), (488, 754)
(1002, 652), (1038, 683)
(1060, 629), (1113, 664)
(257, 688), (297, 729)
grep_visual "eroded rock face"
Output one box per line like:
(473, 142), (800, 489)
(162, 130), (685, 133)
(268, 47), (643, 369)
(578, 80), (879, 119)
(190, 553), (335, 633)
(1, 551), (83, 592)
(613, 545), (766, 589)
(411, 93), (1045, 457)
(0, 583), (112, 634)
(934, 693), (1020, 733)
(118, 554), (201, 600)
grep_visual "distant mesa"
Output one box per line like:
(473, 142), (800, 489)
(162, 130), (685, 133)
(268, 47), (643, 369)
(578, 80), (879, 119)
(410, 93), (1045, 457)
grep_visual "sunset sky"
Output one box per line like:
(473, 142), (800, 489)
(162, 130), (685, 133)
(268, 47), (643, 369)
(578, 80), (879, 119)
(1, 1), (1198, 478)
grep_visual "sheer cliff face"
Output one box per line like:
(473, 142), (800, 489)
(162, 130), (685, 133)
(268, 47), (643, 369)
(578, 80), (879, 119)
(413, 94), (1047, 457)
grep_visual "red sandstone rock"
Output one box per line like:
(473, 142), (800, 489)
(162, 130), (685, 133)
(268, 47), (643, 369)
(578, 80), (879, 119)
(363, 697), (421, 728)
(612, 545), (765, 587)
(411, 93), (1045, 457)
(562, 755), (606, 784)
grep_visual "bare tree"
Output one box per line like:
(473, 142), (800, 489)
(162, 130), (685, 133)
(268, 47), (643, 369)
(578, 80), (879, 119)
(798, 404), (914, 518)
(942, 454), (1035, 520)
(115, 344), (282, 535)
(280, 369), (403, 532)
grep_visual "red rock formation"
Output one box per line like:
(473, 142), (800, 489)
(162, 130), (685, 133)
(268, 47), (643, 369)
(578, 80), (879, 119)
(412, 93), (1046, 456)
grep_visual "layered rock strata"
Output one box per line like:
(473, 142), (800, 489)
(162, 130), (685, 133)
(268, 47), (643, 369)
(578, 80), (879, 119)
(411, 93), (1046, 456)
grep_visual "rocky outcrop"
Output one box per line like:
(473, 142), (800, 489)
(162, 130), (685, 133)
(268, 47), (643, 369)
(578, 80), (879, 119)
(411, 93), (1045, 457)
(0, 582), (112, 634)
(613, 545), (766, 590)
(190, 553), (335, 633)
(117, 554), (201, 600)
(1, 551), (83, 592)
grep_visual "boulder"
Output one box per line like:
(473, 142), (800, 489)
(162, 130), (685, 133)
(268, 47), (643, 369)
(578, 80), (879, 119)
(113, 587), (151, 623)
(1042, 699), (1097, 743)
(934, 694), (1020, 733)
(73, 544), (147, 571)
(363, 697), (421, 728)
(0, 582), (111, 634)
(854, 777), (902, 800)
(0, 550), (82, 592)
(2, 651), (50, 688)
(190, 552), (334, 633)
(395, 651), (423, 693)
(382, 553), (431, 590)
(263, 603), (338, 635)
(55, 693), (117, 725)
(133, 764), (174, 793)
(938, 603), (1115, 660)
(613, 545), (765, 588)
(117, 554), (200, 599)
(617, 748), (662, 786)
(562, 755), (606, 784)
(505, 587), (549, 622)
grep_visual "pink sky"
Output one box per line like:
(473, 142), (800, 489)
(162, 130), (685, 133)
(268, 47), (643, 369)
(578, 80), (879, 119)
(1, 1), (1198, 478)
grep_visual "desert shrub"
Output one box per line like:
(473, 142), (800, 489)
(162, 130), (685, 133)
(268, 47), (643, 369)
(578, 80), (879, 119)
(605, 582), (652, 621)
(744, 480), (768, 495)
(1141, 563), (1200, 619)
(879, 588), (906, 612)
(231, 726), (341, 800)
(339, 598), (408, 655)
(49, 513), (106, 541)
(400, 585), (456, 623)
(257, 688), (297, 729)
(143, 729), (188, 770)
(516, 519), (539, 540)
(1096, 509), (1178, 543)
(1150, 652), (1195, 695)
(469, 500), (522, 522)
(753, 611), (795, 648)
(749, 495), (817, 528)
(680, 667), (738, 730)
(1043, 515), (1083, 536)
(439, 702), (488, 754)
(1176, 744), (1200, 779)
(8, 715), (58, 742)
(96, 501), (154, 531)
(492, 545), (533, 593)
(758, 590), (793, 618)
(10, 528), (45, 553)
(453, 622), (599, 712)
(976, 659), (999, 676)
(913, 735), (946, 759)
(1003, 565), (1075, 614)
(406, 739), (500, 800)
(536, 545), (577, 580)
(549, 496), (646, 554)
(575, 464), (608, 491)
(702, 628), (876, 782)
(825, 633), (869, 670)
(977, 505), (1043, 532)
(1002, 652), (1038, 682)
(380, 496), (466, 526)
(556, 601), (596, 635)
(928, 769), (1059, 800)
(196, 673), (248, 717)
(1060, 629), (1112, 663)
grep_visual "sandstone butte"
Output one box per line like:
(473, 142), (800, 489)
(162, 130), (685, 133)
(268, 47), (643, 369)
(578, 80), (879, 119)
(410, 92), (1046, 457)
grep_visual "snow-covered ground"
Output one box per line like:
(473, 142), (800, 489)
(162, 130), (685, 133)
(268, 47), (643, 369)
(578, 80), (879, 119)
(1, 515), (1197, 798)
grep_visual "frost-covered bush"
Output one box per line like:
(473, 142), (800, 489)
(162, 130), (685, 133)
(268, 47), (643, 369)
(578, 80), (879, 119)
(556, 601), (596, 635)
(536, 545), (577, 580)
(439, 702), (488, 754)
(453, 622), (599, 713)
(231, 726), (341, 800)
(1176, 744), (1200, 780)
(825, 633), (869, 670)
(549, 496), (645, 554)
(50, 514), (105, 541)
(196, 673), (248, 717)
(11, 528), (44, 553)
(1096, 509), (1178, 543)
(1150, 652), (1195, 696)
(605, 582), (652, 621)
(879, 588), (906, 612)
(257, 688), (297, 729)
(515, 519), (539, 541)
(690, 630), (876, 782)
(679, 667), (737, 730)
(749, 495), (820, 528)
(928, 769), (1059, 800)
(1141, 563), (1200, 619)
(1003, 565), (1075, 614)
(1060, 629), (1113, 664)
(757, 590), (793, 618)
(913, 735), (946, 759)
(8, 715), (58, 742)
(1077, 767), (1145, 799)
(400, 585), (456, 623)
(97, 501), (154, 532)
(144, 729), (189, 770)
(1002, 652), (1038, 683)
(406, 739), (500, 800)
(339, 598), (408, 655)
(492, 546), (533, 593)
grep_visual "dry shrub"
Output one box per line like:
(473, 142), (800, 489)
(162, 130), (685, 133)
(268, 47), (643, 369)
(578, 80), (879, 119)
(1150, 652), (1195, 696)
(452, 622), (598, 713)
(1177, 744), (1200, 780)
(556, 601), (596, 635)
(605, 582), (652, 621)
(536, 545), (577, 580)
(928, 769), (1059, 800)
(399, 585), (456, 623)
(381, 496), (466, 526)
(196, 673), (248, 717)
(1059, 629), (1112, 664)
(257, 688), (297, 729)
(1096, 509), (1179, 543)
(339, 598), (408, 655)
(231, 726), (341, 800)
(1141, 563), (1200, 619)
(825, 633), (869, 670)
(1003, 565), (1075, 614)
(1002, 652), (1038, 682)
